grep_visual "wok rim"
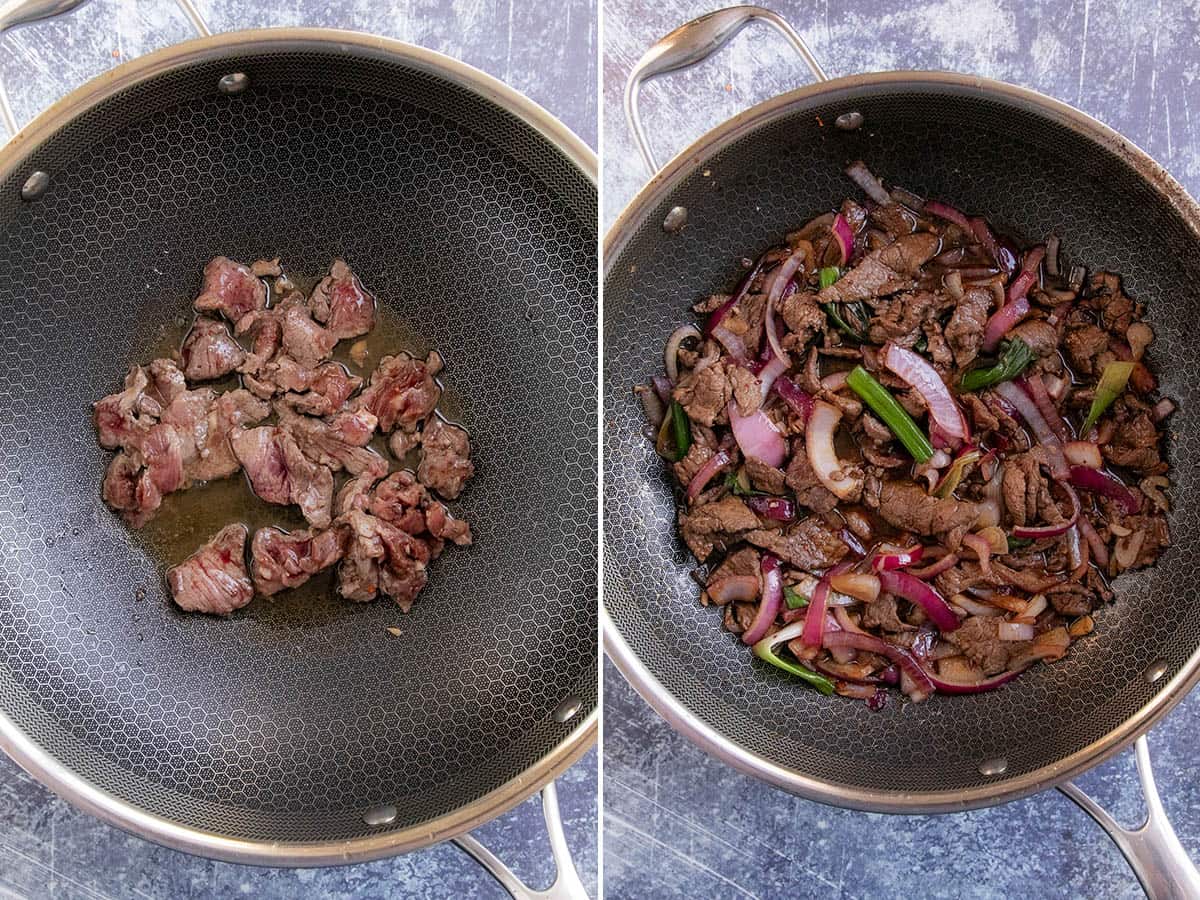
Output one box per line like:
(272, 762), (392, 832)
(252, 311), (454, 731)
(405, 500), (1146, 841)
(602, 68), (1200, 814)
(0, 26), (597, 864)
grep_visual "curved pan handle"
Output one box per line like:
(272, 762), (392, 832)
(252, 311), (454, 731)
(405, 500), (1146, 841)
(1059, 736), (1200, 899)
(623, 5), (828, 176)
(0, 0), (210, 136)
(453, 782), (589, 900)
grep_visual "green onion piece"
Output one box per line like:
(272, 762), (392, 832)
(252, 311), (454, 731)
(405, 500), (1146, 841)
(913, 333), (928, 353)
(784, 585), (809, 609)
(933, 449), (982, 499)
(670, 401), (691, 460)
(753, 638), (835, 694)
(959, 338), (1033, 391)
(1081, 361), (1136, 435)
(819, 266), (841, 289)
(822, 302), (869, 343)
(845, 366), (934, 463)
(1007, 536), (1033, 552)
(724, 469), (766, 497)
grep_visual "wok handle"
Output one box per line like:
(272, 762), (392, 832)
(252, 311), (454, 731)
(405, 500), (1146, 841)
(1059, 736), (1200, 900)
(623, 5), (827, 176)
(0, 0), (211, 136)
(452, 781), (589, 900)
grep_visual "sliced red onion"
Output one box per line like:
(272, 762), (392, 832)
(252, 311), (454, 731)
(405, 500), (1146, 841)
(981, 295), (1030, 354)
(651, 375), (673, 404)
(1068, 465), (1141, 514)
(924, 664), (1028, 694)
(840, 527), (868, 558)
(741, 555), (780, 645)
(664, 324), (701, 383)
(924, 200), (971, 230)
(993, 380), (1068, 478)
(831, 213), (854, 266)
(708, 574), (760, 605)
(747, 496), (796, 521)
(711, 324), (748, 361)
(727, 401), (786, 468)
(686, 448), (734, 501)
(1045, 234), (1061, 276)
(799, 571), (834, 654)
(845, 160), (891, 205)
(1063, 440), (1102, 469)
(706, 253), (767, 336)
(1066, 523), (1086, 573)
(823, 631), (935, 701)
(773, 376), (814, 424)
(872, 544), (925, 572)
(884, 342), (968, 444)
(1019, 375), (1068, 443)
(757, 353), (789, 402)
(806, 400), (862, 500)
(907, 552), (958, 580)
(820, 370), (850, 392)
(1006, 245), (1046, 304)
(969, 217), (1015, 275)
(1011, 482), (1080, 538)
(878, 569), (960, 632)
(763, 247), (806, 364)
(961, 532), (993, 576)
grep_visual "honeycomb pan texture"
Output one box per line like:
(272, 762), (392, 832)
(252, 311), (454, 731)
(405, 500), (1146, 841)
(0, 50), (597, 843)
(604, 82), (1200, 800)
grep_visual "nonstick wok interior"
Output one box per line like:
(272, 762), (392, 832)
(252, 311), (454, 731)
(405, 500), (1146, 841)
(0, 46), (596, 844)
(604, 77), (1200, 806)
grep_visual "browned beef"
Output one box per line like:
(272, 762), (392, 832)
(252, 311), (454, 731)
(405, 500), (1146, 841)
(728, 365), (761, 415)
(194, 257), (266, 323)
(933, 561), (996, 598)
(704, 546), (760, 606)
(945, 617), (1011, 675)
(1103, 397), (1166, 473)
(354, 351), (442, 433)
(673, 356), (731, 427)
(678, 496), (759, 562)
(862, 594), (908, 632)
(308, 259), (376, 340)
(867, 291), (937, 346)
(167, 524), (254, 615)
(745, 517), (848, 570)
(231, 426), (334, 528)
(744, 457), (786, 495)
(1091, 272), (1139, 336)
(1063, 322), (1114, 377)
(816, 232), (940, 304)
(1001, 451), (1051, 527)
(673, 440), (715, 487)
(784, 440), (838, 513)
(1009, 319), (1058, 358)
(864, 478), (983, 536)
(181, 317), (245, 381)
(868, 202), (916, 237)
(779, 292), (825, 349)
(417, 417), (474, 499)
(944, 286), (991, 367)
(1046, 582), (1095, 616)
(963, 393), (1000, 433)
(251, 524), (348, 595)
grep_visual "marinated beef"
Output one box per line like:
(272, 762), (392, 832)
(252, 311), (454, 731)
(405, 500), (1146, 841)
(181, 317), (245, 381)
(416, 417), (474, 499)
(167, 524), (254, 615)
(308, 259), (376, 340)
(193, 256), (266, 323)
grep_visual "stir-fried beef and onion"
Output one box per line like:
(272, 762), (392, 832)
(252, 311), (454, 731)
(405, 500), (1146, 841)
(639, 162), (1174, 706)
(96, 256), (474, 616)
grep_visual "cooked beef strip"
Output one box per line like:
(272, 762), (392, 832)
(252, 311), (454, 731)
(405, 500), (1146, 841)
(862, 594), (909, 632)
(704, 547), (761, 606)
(275, 404), (387, 477)
(193, 257), (266, 323)
(280, 300), (338, 368)
(167, 524), (254, 615)
(816, 232), (940, 304)
(1103, 396), (1166, 474)
(864, 477), (984, 537)
(280, 362), (362, 417)
(377, 524), (432, 611)
(308, 259), (376, 340)
(744, 517), (849, 570)
(867, 290), (938, 346)
(744, 457), (786, 495)
(678, 496), (760, 562)
(335, 469), (384, 517)
(337, 510), (431, 608)
(388, 428), (423, 460)
(1090, 271), (1140, 336)
(1063, 321), (1114, 378)
(943, 286), (991, 367)
(231, 426), (334, 528)
(779, 292), (826, 349)
(181, 317), (246, 381)
(417, 417), (474, 500)
(251, 524), (348, 596)
(944, 617), (1012, 675)
(369, 469), (473, 551)
(354, 351), (442, 433)
(672, 352), (731, 427)
(94, 365), (162, 451)
(1008, 319), (1057, 358)
(784, 440), (839, 513)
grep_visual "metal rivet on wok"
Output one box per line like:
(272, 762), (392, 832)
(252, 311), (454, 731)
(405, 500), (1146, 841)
(218, 72), (250, 95)
(662, 206), (688, 234)
(835, 110), (864, 131)
(21, 171), (49, 201)
(1144, 658), (1170, 684)
(552, 695), (583, 723)
(978, 757), (1008, 777)
(362, 804), (398, 826)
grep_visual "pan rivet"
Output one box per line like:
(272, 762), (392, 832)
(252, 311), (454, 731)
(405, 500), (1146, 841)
(662, 206), (688, 234)
(1144, 659), (1170, 683)
(552, 695), (583, 723)
(218, 72), (250, 95)
(362, 804), (398, 826)
(20, 171), (49, 201)
(978, 757), (1008, 776)
(835, 111), (864, 131)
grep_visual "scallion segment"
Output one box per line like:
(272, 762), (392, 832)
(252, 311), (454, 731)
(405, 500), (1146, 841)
(959, 338), (1033, 391)
(656, 402), (693, 462)
(1080, 361), (1135, 435)
(784, 585), (810, 609)
(845, 366), (934, 463)
(752, 637), (835, 694)
(819, 266), (841, 289)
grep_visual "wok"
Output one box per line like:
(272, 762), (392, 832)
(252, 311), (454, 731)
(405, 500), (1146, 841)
(602, 7), (1200, 897)
(0, 1), (597, 895)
